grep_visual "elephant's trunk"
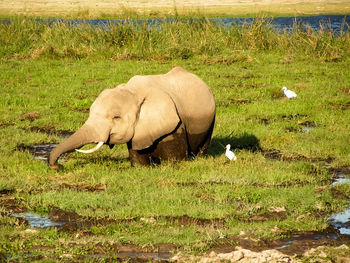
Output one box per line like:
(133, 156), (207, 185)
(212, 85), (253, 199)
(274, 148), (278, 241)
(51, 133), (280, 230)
(48, 124), (102, 166)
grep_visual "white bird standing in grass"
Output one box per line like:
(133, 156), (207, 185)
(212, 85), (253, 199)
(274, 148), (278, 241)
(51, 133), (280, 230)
(282, 86), (297, 99)
(225, 144), (237, 161)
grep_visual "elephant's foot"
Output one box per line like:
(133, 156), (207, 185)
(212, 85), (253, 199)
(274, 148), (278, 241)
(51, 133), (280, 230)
(128, 149), (151, 166)
(49, 163), (63, 170)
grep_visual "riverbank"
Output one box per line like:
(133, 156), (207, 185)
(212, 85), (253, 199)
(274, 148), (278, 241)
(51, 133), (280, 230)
(1, 0), (350, 18)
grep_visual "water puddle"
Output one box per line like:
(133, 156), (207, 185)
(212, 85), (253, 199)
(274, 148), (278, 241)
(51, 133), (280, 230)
(332, 174), (350, 186)
(30, 144), (56, 161)
(16, 143), (58, 162)
(329, 174), (350, 235)
(298, 121), (316, 133)
(273, 173), (350, 250)
(329, 209), (350, 235)
(301, 126), (314, 133)
(12, 213), (64, 228)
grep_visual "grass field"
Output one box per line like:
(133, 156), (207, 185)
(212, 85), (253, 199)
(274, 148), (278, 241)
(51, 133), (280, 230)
(0, 14), (350, 262)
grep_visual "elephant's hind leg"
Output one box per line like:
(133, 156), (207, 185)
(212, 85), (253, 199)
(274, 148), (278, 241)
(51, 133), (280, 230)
(196, 117), (215, 157)
(151, 122), (188, 161)
(127, 122), (188, 165)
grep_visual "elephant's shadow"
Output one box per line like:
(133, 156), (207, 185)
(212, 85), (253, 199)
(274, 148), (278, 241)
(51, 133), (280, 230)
(208, 133), (261, 157)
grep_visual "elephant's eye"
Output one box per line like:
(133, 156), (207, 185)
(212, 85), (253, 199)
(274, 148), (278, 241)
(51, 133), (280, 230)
(113, 116), (120, 120)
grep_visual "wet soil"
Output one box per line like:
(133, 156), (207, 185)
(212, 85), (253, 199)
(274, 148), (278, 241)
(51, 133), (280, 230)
(24, 126), (73, 137)
(262, 148), (334, 163)
(59, 182), (106, 192)
(0, 196), (27, 213)
(208, 231), (350, 256)
(21, 112), (41, 122)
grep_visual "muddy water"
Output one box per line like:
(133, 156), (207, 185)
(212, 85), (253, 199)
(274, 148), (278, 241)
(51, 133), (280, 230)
(12, 213), (64, 228)
(329, 174), (350, 235)
(301, 125), (314, 133)
(273, 173), (350, 251)
(29, 144), (56, 161)
(17, 143), (59, 162)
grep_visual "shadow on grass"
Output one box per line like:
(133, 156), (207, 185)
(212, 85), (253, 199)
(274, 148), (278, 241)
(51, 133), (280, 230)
(208, 133), (261, 157)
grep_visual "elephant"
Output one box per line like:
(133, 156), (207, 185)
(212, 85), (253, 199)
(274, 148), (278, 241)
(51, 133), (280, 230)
(48, 67), (216, 168)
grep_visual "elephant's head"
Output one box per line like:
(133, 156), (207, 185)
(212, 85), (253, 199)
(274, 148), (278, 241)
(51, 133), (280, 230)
(48, 82), (180, 168)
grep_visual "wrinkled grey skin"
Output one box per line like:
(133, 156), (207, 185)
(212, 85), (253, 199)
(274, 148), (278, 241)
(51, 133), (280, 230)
(49, 67), (216, 168)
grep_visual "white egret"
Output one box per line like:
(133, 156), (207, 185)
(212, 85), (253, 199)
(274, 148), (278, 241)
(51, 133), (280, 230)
(282, 87), (297, 99)
(225, 144), (237, 161)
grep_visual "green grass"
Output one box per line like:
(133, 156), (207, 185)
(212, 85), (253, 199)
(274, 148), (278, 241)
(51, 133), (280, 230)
(0, 17), (350, 261)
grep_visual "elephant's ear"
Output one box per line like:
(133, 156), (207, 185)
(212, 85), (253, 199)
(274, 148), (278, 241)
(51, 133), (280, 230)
(132, 89), (180, 150)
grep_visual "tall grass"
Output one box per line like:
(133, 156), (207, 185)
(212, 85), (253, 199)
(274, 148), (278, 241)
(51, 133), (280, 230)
(1, 17), (349, 60)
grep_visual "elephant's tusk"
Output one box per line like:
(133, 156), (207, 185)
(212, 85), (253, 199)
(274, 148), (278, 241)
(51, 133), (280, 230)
(75, 142), (104, 154)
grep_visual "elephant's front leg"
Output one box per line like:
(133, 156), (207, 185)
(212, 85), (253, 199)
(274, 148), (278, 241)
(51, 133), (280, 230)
(127, 141), (151, 166)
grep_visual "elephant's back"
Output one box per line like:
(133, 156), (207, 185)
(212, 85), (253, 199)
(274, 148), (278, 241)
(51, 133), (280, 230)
(165, 67), (216, 134)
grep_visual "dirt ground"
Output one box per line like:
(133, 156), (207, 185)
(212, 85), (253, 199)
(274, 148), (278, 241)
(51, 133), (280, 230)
(1, 0), (350, 17)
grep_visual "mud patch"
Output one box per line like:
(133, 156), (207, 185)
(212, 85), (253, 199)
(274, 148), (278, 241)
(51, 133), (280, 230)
(84, 78), (105, 83)
(176, 181), (226, 187)
(216, 97), (251, 107)
(208, 229), (350, 257)
(0, 121), (16, 128)
(71, 107), (90, 113)
(247, 211), (287, 222)
(16, 143), (57, 161)
(81, 242), (176, 262)
(281, 113), (308, 120)
(24, 126), (73, 137)
(204, 57), (239, 65)
(58, 183), (106, 192)
(262, 148), (334, 163)
(0, 196), (27, 213)
(0, 189), (14, 196)
(21, 112), (41, 122)
(163, 215), (225, 229)
(329, 101), (350, 110)
(246, 115), (270, 125)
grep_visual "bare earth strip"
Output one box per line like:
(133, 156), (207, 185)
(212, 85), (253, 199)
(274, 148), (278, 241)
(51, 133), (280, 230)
(1, 0), (350, 17)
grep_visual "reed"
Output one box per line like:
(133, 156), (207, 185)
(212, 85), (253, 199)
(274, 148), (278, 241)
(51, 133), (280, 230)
(1, 17), (349, 61)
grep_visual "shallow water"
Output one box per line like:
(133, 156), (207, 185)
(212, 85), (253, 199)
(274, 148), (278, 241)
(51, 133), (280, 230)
(332, 174), (350, 186)
(3, 15), (348, 32)
(329, 174), (350, 235)
(29, 144), (57, 161)
(273, 173), (350, 250)
(301, 126), (314, 133)
(12, 213), (64, 228)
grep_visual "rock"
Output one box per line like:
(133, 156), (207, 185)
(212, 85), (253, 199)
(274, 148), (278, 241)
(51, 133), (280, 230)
(140, 217), (156, 224)
(170, 252), (182, 261)
(24, 229), (37, 234)
(336, 257), (350, 263)
(218, 252), (234, 260)
(337, 244), (349, 250)
(59, 253), (73, 259)
(232, 250), (244, 261)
